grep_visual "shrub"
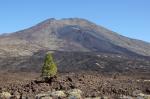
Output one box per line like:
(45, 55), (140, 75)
(41, 53), (57, 81)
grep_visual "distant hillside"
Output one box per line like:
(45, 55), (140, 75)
(0, 18), (150, 57)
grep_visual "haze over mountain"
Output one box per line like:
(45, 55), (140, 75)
(0, 18), (150, 57)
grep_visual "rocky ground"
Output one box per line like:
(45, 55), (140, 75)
(1, 51), (150, 74)
(0, 71), (150, 99)
(0, 51), (150, 99)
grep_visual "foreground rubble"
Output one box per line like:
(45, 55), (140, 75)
(1, 89), (150, 99)
(0, 72), (150, 99)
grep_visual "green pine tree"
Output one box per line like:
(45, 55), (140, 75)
(41, 53), (57, 81)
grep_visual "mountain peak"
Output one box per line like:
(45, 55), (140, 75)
(40, 18), (95, 27)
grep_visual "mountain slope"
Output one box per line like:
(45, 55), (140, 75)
(0, 18), (150, 57)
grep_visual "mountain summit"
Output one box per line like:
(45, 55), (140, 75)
(0, 18), (150, 57)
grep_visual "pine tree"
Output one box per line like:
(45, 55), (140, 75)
(41, 53), (57, 81)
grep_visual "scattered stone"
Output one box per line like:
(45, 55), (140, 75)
(146, 88), (150, 94)
(67, 77), (73, 82)
(68, 95), (82, 99)
(70, 82), (77, 89)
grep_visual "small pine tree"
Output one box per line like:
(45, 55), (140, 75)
(41, 53), (57, 81)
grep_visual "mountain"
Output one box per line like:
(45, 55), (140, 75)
(0, 18), (150, 57)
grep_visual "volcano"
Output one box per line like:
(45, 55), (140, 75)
(0, 18), (150, 57)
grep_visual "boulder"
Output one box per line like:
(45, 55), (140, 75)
(132, 90), (142, 97)
(50, 90), (66, 97)
(40, 96), (52, 99)
(0, 92), (11, 99)
(12, 91), (20, 99)
(137, 93), (150, 99)
(67, 89), (82, 99)
(118, 95), (133, 99)
(36, 91), (66, 99)
(36, 92), (51, 99)
(101, 96), (108, 99)
(85, 97), (101, 99)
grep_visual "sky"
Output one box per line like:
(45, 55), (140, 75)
(0, 0), (150, 42)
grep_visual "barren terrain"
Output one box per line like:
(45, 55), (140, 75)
(0, 71), (150, 98)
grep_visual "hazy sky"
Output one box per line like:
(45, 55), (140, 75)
(0, 0), (150, 42)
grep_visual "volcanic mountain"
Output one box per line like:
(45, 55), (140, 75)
(0, 18), (150, 57)
(1, 18), (150, 72)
